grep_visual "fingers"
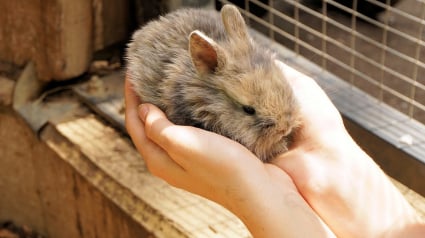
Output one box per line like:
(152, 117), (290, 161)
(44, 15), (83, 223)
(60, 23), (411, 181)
(139, 103), (202, 169)
(139, 133), (187, 185)
(275, 60), (345, 145)
(124, 75), (187, 182)
(275, 60), (337, 112)
(124, 75), (145, 153)
(140, 103), (259, 173)
(138, 103), (178, 154)
(276, 61), (337, 114)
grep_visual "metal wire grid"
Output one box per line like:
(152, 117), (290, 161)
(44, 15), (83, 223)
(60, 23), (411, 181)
(218, 0), (425, 124)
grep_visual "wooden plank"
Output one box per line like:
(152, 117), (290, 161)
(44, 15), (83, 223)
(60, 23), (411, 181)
(0, 105), (152, 237)
(0, 108), (48, 235)
(38, 125), (153, 238)
(42, 114), (251, 238)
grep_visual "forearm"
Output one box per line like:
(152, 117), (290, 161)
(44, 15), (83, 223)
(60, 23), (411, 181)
(293, 133), (421, 238)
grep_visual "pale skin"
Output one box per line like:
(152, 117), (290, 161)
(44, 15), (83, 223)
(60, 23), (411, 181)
(125, 61), (425, 237)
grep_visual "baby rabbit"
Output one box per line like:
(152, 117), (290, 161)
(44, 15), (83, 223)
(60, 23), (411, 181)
(126, 5), (300, 162)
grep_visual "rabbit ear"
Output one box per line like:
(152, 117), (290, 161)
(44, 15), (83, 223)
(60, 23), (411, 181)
(189, 30), (225, 74)
(221, 4), (249, 42)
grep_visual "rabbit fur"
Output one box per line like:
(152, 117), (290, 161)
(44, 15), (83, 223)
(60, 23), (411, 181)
(126, 4), (300, 162)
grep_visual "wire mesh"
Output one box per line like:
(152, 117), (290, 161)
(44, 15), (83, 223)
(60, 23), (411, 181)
(217, 0), (425, 124)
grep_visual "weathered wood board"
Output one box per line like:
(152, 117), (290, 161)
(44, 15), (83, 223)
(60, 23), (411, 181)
(43, 113), (251, 238)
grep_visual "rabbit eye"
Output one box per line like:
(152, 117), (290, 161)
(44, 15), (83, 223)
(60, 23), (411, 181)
(242, 105), (256, 115)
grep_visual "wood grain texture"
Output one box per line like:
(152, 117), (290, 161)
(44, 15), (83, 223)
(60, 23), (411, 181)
(43, 114), (251, 238)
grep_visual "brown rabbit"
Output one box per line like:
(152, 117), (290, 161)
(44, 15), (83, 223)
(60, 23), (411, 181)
(126, 5), (300, 162)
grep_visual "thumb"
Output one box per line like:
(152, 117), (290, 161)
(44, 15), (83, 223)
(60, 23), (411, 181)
(138, 103), (176, 149)
(138, 103), (169, 125)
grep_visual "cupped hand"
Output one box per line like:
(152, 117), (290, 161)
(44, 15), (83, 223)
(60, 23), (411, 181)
(272, 61), (421, 238)
(125, 75), (263, 204)
(124, 75), (335, 238)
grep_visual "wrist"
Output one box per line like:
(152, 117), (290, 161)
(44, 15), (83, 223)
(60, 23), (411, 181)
(227, 165), (336, 238)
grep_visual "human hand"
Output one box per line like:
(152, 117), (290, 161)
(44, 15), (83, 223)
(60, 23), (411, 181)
(272, 61), (423, 238)
(124, 75), (335, 238)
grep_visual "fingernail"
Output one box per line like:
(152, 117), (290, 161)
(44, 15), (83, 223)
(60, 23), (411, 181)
(138, 104), (149, 122)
